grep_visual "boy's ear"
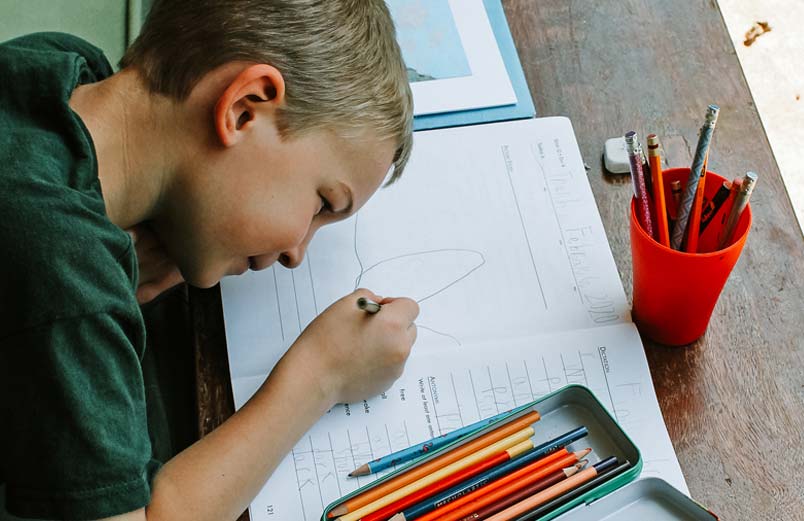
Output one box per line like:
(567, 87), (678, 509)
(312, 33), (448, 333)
(213, 64), (286, 147)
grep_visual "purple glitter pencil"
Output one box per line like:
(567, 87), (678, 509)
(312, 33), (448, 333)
(625, 131), (655, 239)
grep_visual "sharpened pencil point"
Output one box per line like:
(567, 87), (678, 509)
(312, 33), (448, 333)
(575, 447), (592, 459)
(348, 463), (370, 477)
(329, 505), (348, 517)
(389, 514), (406, 521)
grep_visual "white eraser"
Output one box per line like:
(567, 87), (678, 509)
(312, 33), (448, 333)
(603, 137), (631, 174)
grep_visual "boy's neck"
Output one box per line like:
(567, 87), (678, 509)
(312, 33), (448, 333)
(69, 68), (184, 229)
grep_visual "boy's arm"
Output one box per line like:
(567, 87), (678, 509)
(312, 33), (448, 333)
(101, 289), (418, 521)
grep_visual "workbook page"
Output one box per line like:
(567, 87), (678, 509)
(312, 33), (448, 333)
(222, 118), (630, 381)
(231, 324), (685, 521)
(218, 118), (676, 521)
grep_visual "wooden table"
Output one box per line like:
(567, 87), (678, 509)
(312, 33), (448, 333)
(157, 1), (804, 519)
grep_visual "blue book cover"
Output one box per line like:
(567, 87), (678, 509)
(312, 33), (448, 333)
(413, 0), (536, 131)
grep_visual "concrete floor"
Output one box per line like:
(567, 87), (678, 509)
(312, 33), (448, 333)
(718, 0), (804, 235)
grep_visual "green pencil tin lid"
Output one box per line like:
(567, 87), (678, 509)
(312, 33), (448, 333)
(550, 477), (718, 520)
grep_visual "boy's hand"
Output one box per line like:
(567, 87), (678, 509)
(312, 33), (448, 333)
(127, 223), (184, 304)
(287, 289), (419, 405)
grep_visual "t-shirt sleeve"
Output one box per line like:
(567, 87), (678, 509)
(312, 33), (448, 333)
(1, 311), (159, 520)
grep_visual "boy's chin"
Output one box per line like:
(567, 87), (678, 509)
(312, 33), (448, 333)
(181, 265), (226, 289)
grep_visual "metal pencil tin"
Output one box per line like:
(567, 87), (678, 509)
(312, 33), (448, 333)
(322, 384), (645, 520)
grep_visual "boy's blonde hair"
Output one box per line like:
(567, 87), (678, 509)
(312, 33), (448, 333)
(121, 0), (413, 179)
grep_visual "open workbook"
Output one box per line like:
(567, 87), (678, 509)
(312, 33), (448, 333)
(220, 118), (687, 521)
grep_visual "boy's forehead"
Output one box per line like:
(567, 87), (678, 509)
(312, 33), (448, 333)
(323, 130), (396, 176)
(327, 134), (396, 205)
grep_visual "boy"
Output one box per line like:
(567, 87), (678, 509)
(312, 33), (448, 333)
(0, 1), (418, 520)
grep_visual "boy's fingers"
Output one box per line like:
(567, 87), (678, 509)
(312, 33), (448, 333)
(353, 288), (383, 303)
(136, 284), (161, 304)
(128, 223), (164, 251)
(138, 257), (176, 284)
(381, 297), (420, 322)
(161, 267), (185, 287)
(407, 323), (418, 344)
(136, 268), (184, 304)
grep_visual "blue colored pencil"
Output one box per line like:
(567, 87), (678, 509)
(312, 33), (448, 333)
(670, 104), (720, 250)
(349, 409), (520, 477)
(396, 426), (589, 520)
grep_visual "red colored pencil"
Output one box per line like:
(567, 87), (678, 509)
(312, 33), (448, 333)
(483, 457), (618, 521)
(390, 449), (591, 521)
(456, 462), (585, 521)
(361, 440), (533, 521)
(328, 411), (541, 518)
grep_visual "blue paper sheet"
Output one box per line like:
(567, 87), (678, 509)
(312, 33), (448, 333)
(413, 0), (536, 131)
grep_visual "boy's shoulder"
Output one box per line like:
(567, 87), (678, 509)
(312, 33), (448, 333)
(0, 32), (135, 336)
(0, 157), (139, 337)
(0, 31), (111, 77)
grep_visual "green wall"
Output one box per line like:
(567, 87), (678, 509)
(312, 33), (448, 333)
(0, 0), (149, 67)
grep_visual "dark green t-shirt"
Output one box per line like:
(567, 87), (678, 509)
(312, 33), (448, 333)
(0, 33), (161, 520)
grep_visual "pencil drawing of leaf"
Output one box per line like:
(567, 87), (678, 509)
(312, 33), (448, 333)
(354, 249), (486, 303)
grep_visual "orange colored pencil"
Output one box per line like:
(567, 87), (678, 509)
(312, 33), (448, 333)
(686, 154), (710, 252)
(392, 449), (591, 521)
(361, 439), (534, 521)
(669, 180), (683, 221)
(483, 457), (618, 521)
(327, 410), (540, 518)
(647, 134), (670, 247)
(338, 427), (535, 521)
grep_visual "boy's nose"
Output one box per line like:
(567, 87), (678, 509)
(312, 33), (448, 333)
(279, 245), (306, 269)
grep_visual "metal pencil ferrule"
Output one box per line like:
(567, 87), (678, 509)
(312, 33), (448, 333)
(704, 104), (720, 127)
(624, 131), (641, 156)
(742, 171), (758, 194)
(646, 134), (660, 154)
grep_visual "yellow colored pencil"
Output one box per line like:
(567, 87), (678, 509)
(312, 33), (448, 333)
(336, 426), (536, 521)
(328, 410), (541, 518)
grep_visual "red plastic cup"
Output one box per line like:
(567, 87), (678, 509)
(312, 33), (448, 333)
(630, 168), (752, 346)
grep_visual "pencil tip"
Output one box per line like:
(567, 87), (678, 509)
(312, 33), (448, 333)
(389, 514), (405, 521)
(577, 448), (592, 458)
(329, 505), (348, 517)
(348, 464), (370, 477)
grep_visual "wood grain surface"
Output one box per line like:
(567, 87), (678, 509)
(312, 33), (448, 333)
(179, 1), (804, 520)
